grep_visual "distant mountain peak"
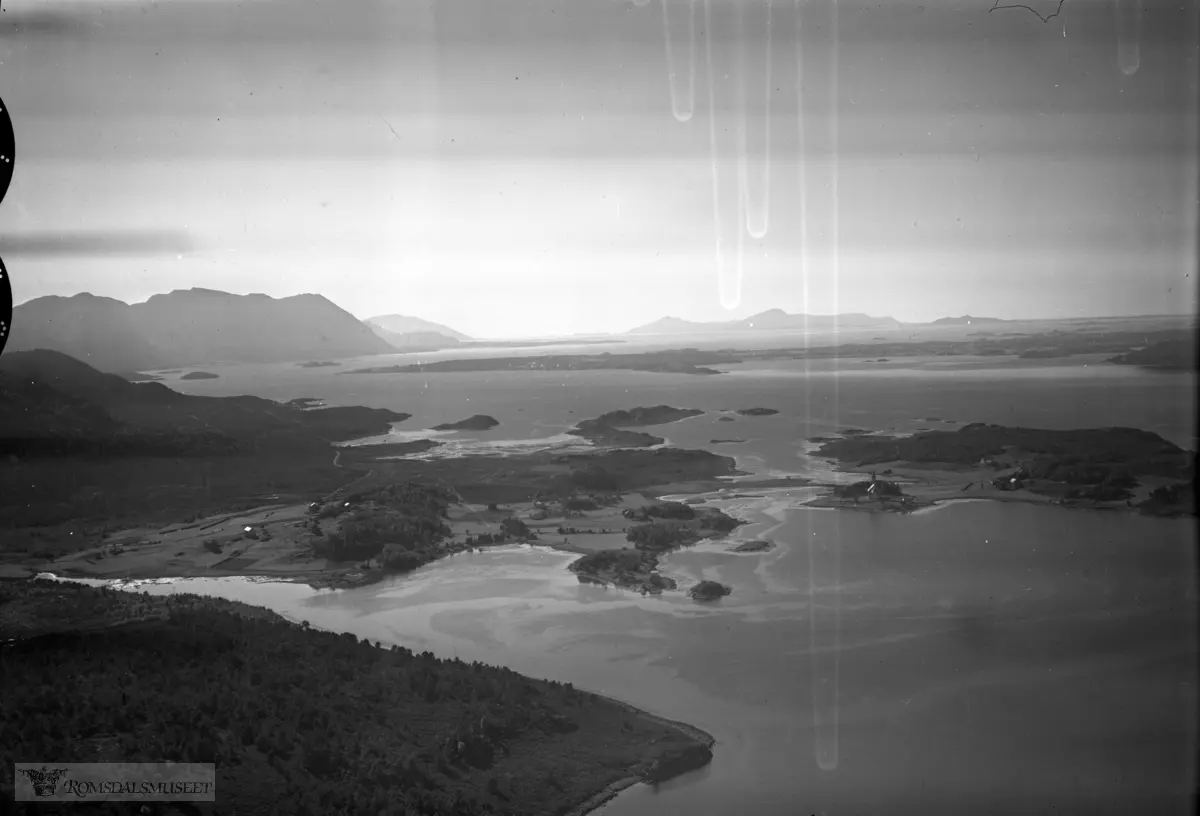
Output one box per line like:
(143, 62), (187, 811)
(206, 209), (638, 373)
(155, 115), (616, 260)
(931, 315), (1007, 325)
(10, 288), (393, 372)
(626, 310), (902, 335)
(365, 314), (472, 343)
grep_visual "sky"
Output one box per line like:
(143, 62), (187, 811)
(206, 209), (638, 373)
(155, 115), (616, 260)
(0, 0), (1196, 339)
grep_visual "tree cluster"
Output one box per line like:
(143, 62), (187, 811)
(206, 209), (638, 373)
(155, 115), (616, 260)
(571, 549), (646, 575)
(625, 521), (700, 552)
(640, 502), (695, 521)
(316, 482), (455, 565)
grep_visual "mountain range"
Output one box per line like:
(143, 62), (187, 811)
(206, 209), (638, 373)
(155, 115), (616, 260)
(365, 314), (472, 342)
(626, 309), (903, 335)
(7, 289), (396, 373)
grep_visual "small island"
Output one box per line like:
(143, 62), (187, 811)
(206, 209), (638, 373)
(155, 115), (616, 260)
(180, 370), (219, 380)
(710, 438), (746, 444)
(736, 408), (779, 416)
(567, 406), (703, 449)
(717, 416), (735, 422)
(431, 414), (500, 431)
(729, 540), (773, 553)
(297, 360), (341, 368)
(689, 581), (732, 601)
(579, 406), (704, 428)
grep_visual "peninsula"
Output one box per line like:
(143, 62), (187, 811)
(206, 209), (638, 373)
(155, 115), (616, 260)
(0, 579), (715, 816)
(805, 424), (1196, 514)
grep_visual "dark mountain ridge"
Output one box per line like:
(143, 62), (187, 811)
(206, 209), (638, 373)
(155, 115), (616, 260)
(8, 289), (394, 372)
(0, 349), (408, 458)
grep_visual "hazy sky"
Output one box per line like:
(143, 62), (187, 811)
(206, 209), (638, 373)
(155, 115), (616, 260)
(0, 0), (1196, 338)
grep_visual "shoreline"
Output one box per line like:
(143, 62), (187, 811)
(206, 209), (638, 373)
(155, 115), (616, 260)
(797, 457), (1183, 516)
(5, 441), (1190, 816)
(1, 451), (1186, 588)
(561, 693), (717, 816)
(5, 569), (719, 816)
(2, 578), (717, 816)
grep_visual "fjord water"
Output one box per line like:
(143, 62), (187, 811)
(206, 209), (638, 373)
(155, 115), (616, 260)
(115, 499), (1196, 816)
(167, 353), (1196, 463)
(148, 356), (1197, 813)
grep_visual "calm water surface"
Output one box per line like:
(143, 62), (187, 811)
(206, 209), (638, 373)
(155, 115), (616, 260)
(165, 359), (1196, 485)
(97, 500), (1198, 816)
(123, 361), (1199, 813)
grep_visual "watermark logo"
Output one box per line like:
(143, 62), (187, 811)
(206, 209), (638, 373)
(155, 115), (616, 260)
(13, 763), (216, 802)
(17, 766), (68, 797)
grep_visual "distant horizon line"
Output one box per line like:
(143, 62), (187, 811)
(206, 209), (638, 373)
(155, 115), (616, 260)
(12, 287), (1196, 342)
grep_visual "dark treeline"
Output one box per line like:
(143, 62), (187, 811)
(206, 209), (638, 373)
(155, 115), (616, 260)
(1, 581), (709, 816)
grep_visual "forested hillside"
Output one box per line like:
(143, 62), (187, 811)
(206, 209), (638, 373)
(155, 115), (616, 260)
(0, 580), (713, 816)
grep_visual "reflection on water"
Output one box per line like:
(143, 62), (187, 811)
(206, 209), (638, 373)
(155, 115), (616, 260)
(83, 500), (1198, 816)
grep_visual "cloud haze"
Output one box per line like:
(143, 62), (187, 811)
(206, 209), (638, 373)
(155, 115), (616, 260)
(0, 0), (1195, 337)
